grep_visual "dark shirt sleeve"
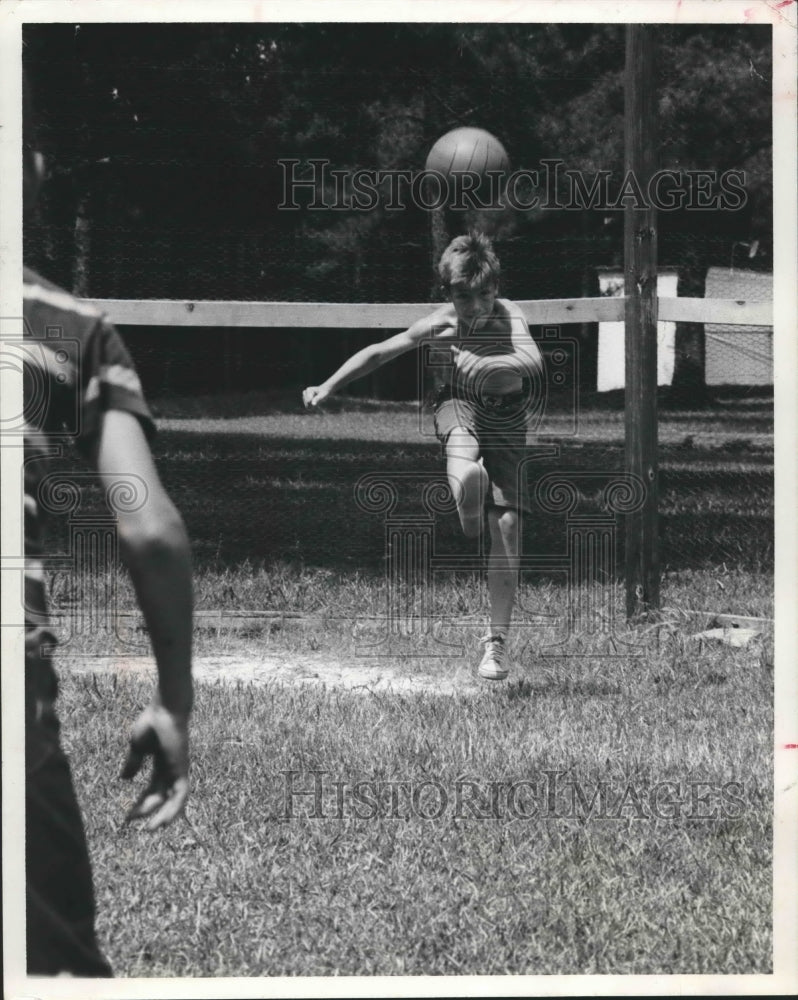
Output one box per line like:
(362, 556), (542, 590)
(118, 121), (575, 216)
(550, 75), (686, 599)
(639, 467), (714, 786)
(77, 318), (156, 457)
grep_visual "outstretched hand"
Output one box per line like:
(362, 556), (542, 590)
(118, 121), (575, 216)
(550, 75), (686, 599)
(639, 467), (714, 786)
(121, 700), (190, 831)
(302, 385), (331, 409)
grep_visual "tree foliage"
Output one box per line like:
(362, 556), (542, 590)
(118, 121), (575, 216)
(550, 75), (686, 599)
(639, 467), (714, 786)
(24, 21), (772, 304)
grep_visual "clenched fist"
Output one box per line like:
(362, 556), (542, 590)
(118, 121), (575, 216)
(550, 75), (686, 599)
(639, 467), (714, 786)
(302, 385), (331, 409)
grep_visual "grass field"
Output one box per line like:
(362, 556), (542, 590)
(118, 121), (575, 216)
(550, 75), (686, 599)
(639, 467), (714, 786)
(47, 389), (774, 976)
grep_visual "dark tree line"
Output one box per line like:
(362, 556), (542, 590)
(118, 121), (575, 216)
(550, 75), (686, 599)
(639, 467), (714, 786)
(23, 22), (772, 398)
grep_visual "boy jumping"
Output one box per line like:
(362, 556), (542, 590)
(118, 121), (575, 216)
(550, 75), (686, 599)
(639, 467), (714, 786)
(303, 232), (543, 680)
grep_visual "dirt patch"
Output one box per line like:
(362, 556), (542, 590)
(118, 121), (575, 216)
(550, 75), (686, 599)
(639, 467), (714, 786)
(65, 653), (483, 696)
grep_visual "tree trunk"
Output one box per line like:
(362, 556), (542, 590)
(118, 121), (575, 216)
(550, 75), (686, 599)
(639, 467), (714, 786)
(72, 189), (91, 297)
(430, 207), (449, 300)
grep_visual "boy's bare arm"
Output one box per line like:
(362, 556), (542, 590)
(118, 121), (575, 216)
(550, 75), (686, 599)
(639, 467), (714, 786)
(94, 409), (193, 830)
(303, 305), (454, 408)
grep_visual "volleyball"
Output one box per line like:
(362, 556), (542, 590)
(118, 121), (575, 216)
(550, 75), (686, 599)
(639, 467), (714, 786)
(425, 127), (510, 178)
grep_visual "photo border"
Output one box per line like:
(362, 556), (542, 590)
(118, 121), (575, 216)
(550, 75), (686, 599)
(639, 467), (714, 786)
(2, 2), (795, 997)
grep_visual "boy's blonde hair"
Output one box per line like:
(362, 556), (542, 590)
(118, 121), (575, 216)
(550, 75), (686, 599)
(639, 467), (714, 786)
(438, 231), (500, 291)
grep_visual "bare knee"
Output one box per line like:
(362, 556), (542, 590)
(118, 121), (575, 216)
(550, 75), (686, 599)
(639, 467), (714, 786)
(490, 507), (519, 533)
(488, 508), (520, 555)
(445, 427), (480, 464)
(499, 508), (518, 529)
(117, 499), (189, 564)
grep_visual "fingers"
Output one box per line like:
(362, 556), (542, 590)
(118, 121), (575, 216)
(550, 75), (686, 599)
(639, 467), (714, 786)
(121, 706), (190, 831)
(303, 386), (329, 409)
(147, 778), (189, 830)
(120, 722), (159, 780)
(126, 777), (189, 831)
(120, 744), (145, 781)
(125, 788), (164, 824)
(145, 797), (185, 832)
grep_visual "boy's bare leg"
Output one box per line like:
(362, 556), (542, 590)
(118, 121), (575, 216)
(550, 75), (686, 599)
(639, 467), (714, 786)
(486, 507), (521, 637)
(445, 429), (488, 538)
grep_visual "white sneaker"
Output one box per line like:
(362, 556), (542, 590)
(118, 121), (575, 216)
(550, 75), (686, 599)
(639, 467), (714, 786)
(478, 634), (509, 681)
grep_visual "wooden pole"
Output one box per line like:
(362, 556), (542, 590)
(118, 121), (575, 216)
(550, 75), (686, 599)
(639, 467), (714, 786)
(624, 25), (660, 618)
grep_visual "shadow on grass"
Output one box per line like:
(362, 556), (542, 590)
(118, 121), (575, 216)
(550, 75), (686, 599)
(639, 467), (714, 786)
(156, 426), (772, 576)
(37, 405), (773, 579)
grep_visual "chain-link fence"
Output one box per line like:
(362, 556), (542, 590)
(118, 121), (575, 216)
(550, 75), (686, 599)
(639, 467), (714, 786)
(21, 21), (773, 614)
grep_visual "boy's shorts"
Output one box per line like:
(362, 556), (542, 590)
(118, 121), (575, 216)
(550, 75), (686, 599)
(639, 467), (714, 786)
(433, 385), (531, 513)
